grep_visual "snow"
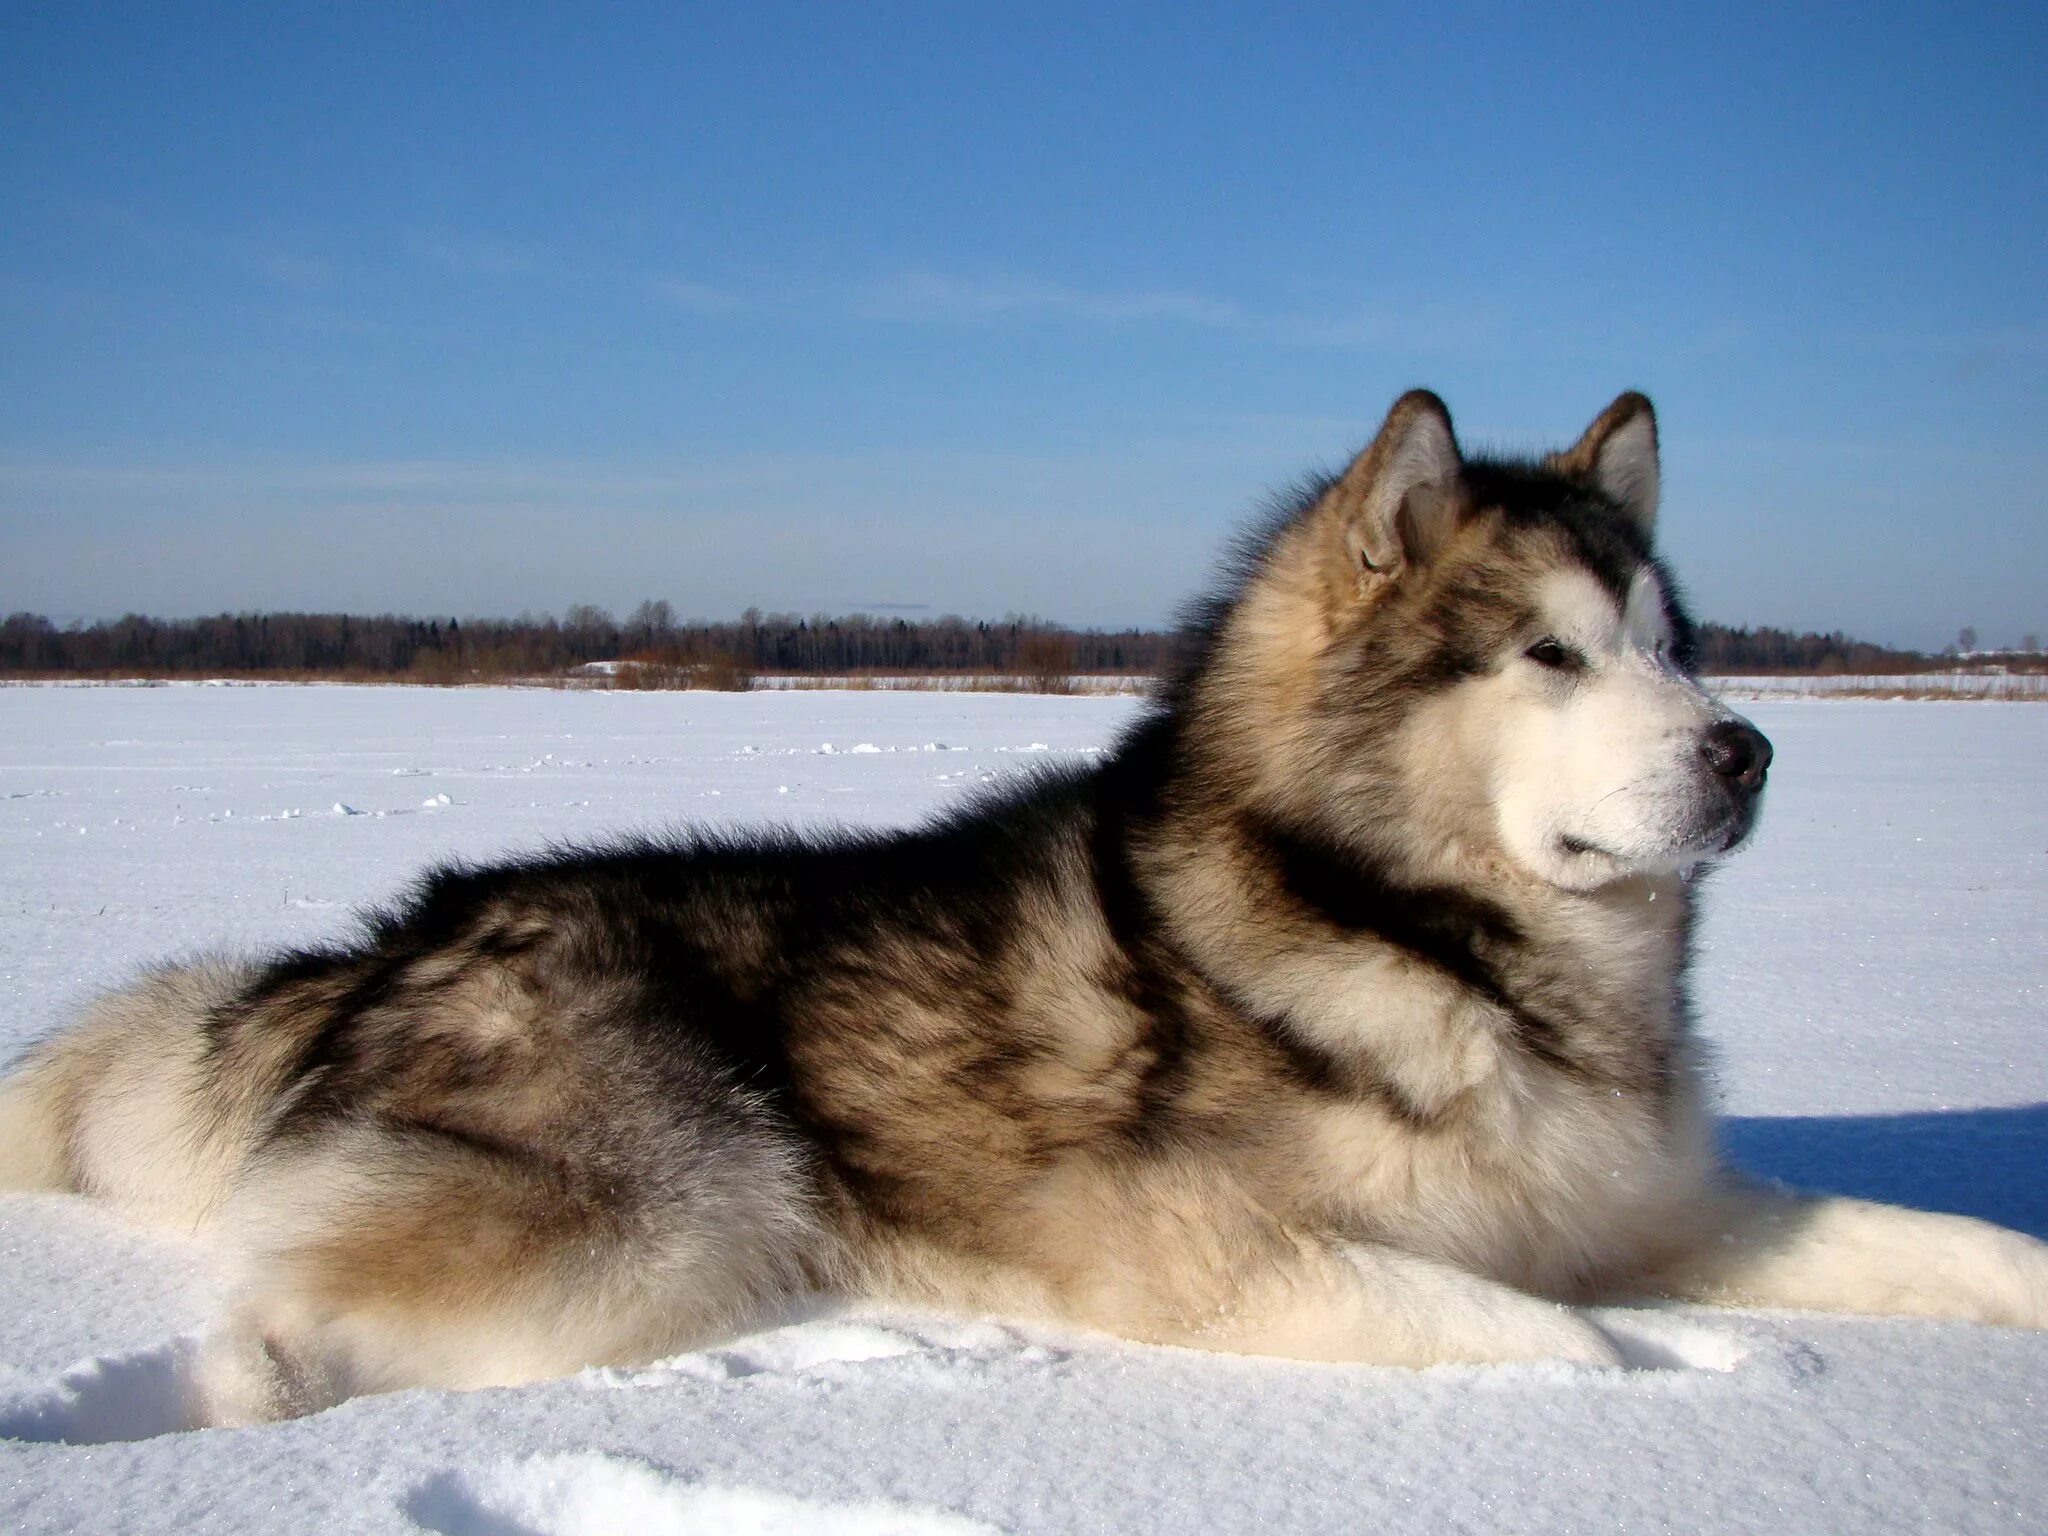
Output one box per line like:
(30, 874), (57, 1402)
(1, 686), (2043, 1535)
(1704, 673), (2048, 700)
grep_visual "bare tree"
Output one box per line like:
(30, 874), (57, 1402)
(1957, 626), (1978, 654)
(1017, 630), (1076, 695)
(628, 599), (678, 653)
(562, 604), (615, 661)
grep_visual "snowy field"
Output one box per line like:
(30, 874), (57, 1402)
(1704, 672), (2048, 701)
(1, 686), (2043, 1535)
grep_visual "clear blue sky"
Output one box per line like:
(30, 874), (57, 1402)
(2, 2), (2042, 649)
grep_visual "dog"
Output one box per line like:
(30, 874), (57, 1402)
(3, 389), (2043, 1423)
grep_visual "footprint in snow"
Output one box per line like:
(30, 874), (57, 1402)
(403, 1453), (1003, 1536)
(1590, 1309), (1746, 1373)
(0, 1336), (201, 1444)
(0, 1312), (1748, 1453)
(0, 1317), (1058, 1446)
(586, 1317), (1059, 1388)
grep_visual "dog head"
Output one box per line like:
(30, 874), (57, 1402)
(1204, 390), (1769, 893)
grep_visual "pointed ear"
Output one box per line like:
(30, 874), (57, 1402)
(1322, 390), (1464, 590)
(1550, 391), (1659, 536)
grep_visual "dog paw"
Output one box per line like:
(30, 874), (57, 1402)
(1958, 1222), (2048, 1329)
(402, 1452), (1004, 1536)
(1502, 1308), (1631, 1369)
(1718, 1198), (2048, 1329)
(1831, 1205), (2048, 1329)
(0, 1336), (202, 1444)
(1418, 1293), (1628, 1370)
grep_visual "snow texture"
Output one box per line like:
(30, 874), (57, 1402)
(0, 687), (2042, 1534)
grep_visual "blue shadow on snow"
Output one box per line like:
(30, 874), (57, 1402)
(1720, 1103), (2048, 1240)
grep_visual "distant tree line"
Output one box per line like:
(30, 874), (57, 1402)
(0, 605), (1173, 681)
(0, 606), (2025, 683)
(1689, 624), (1938, 675)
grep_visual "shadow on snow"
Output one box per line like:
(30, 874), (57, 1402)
(1721, 1102), (2048, 1239)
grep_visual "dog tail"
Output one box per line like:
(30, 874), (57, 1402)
(0, 958), (265, 1227)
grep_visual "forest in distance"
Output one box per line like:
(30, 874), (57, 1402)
(0, 604), (2036, 688)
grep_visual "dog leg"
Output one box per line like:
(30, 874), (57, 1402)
(194, 1117), (820, 1423)
(1642, 1180), (2048, 1329)
(994, 1162), (1625, 1369)
(1244, 1239), (1629, 1366)
(1061, 1230), (1625, 1369)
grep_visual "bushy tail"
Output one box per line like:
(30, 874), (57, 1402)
(0, 959), (262, 1227)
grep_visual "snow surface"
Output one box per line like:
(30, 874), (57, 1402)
(0, 686), (2042, 1535)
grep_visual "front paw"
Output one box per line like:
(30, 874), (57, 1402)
(1506, 1307), (1630, 1369)
(1951, 1222), (2048, 1329)
(1434, 1286), (1629, 1368)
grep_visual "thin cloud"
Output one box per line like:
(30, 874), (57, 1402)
(398, 234), (746, 316)
(0, 457), (743, 503)
(647, 276), (750, 314)
(407, 230), (548, 278)
(855, 271), (1242, 327)
(73, 201), (332, 290)
(0, 436), (1281, 512)
(0, 267), (115, 316)
(407, 256), (1503, 351)
(848, 269), (1505, 354)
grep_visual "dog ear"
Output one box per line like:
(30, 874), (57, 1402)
(1324, 390), (1463, 590)
(1550, 391), (1659, 536)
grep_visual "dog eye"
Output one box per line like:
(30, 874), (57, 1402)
(1524, 638), (1578, 670)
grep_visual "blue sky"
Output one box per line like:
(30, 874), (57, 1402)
(2, 3), (2042, 649)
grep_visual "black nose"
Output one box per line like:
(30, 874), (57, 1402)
(1701, 720), (1772, 793)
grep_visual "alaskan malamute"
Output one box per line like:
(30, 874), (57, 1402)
(5, 390), (2043, 1422)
